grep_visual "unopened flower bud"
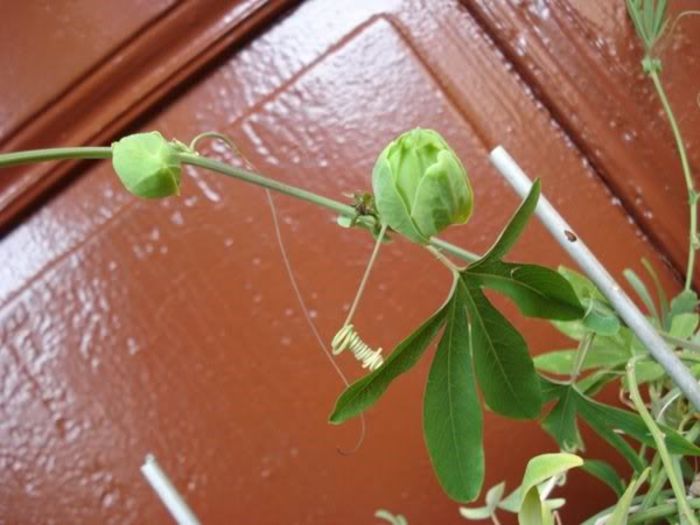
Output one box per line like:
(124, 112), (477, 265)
(112, 131), (182, 199)
(372, 128), (473, 243)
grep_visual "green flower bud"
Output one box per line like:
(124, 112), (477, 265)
(112, 131), (182, 198)
(372, 128), (473, 244)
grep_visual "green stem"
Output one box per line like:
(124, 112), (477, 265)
(426, 245), (464, 273)
(627, 359), (700, 525)
(639, 454), (665, 515)
(585, 490), (700, 524)
(629, 497), (700, 524)
(0, 147), (112, 168)
(0, 147), (480, 263)
(649, 70), (698, 291)
(343, 223), (388, 326)
(178, 152), (356, 218)
(570, 332), (594, 382)
(429, 236), (478, 263)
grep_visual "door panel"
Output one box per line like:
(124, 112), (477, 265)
(0, 1), (689, 523)
(462, 0), (700, 284)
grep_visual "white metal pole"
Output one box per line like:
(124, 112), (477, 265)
(489, 145), (700, 412)
(141, 454), (202, 525)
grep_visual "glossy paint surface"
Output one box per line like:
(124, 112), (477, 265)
(462, 0), (700, 284)
(0, 0), (175, 142)
(0, 1), (694, 524)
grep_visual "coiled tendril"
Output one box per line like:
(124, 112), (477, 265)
(331, 324), (384, 371)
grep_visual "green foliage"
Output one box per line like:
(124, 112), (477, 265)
(372, 128), (473, 244)
(458, 482), (506, 520)
(111, 131), (184, 198)
(329, 302), (449, 424)
(626, 0), (668, 55)
(461, 278), (542, 419)
(466, 261), (583, 321)
(581, 460), (625, 497)
(517, 453), (583, 525)
(606, 468), (651, 525)
(469, 179), (540, 267)
(332, 182), (588, 503)
(335, 172), (596, 494)
(540, 378), (700, 472)
(554, 268), (621, 337)
(671, 290), (699, 317)
(424, 282), (483, 502)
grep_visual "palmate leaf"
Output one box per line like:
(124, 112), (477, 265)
(424, 281), (483, 502)
(331, 178), (566, 505)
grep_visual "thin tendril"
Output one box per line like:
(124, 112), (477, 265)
(189, 131), (239, 154)
(343, 223), (388, 327)
(654, 9), (700, 56)
(265, 189), (366, 455)
(197, 131), (367, 454)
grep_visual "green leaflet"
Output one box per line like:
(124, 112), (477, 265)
(540, 378), (700, 472)
(329, 298), (449, 424)
(541, 382), (583, 452)
(470, 180), (541, 268)
(451, 181), (545, 420)
(581, 459), (625, 497)
(582, 298), (621, 336)
(624, 268), (660, 322)
(576, 391), (700, 457)
(518, 453), (583, 525)
(459, 482), (508, 520)
(424, 282), (484, 502)
(466, 261), (583, 321)
(670, 312), (700, 340)
(641, 258), (669, 328)
(670, 289), (699, 317)
(577, 401), (646, 473)
(554, 266), (621, 337)
(461, 278), (542, 419)
(534, 343), (629, 376)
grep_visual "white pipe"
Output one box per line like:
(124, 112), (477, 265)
(141, 454), (201, 525)
(489, 145), (700, 412)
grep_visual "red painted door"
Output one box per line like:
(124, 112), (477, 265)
(1, 1), (697, 523)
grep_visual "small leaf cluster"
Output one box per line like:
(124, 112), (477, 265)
(532, 262), (700, 523)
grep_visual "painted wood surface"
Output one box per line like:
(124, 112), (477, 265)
(0, 1), (696, 523)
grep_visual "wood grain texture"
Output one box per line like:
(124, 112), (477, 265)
(0, 1), (689, 523)
(461, 0), (700, 285)
(0, 0), (297, 231)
